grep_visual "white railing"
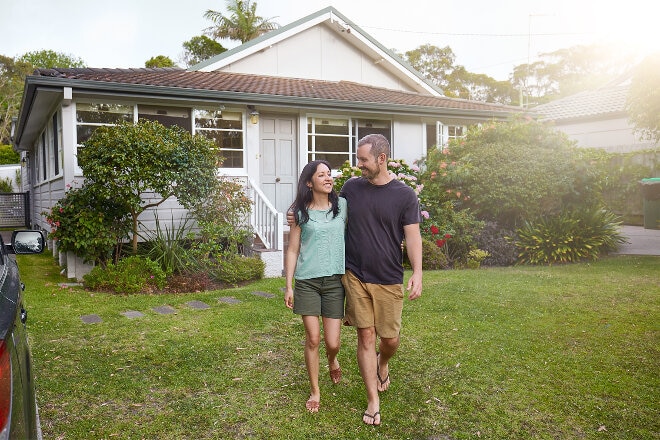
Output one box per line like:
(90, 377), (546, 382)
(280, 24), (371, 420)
(247, 178), (283, 252)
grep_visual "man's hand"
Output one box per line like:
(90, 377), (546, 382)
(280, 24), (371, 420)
(286, 210), (295, 227)
(406, 270), (422, 300)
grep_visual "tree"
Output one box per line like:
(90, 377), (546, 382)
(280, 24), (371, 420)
(511, 44), (634, 107)
(78, 120), (220, 254)
(1, 50), (86, 143)
(403, 44), (515, 104)
(17, 49), (86, 68)
(627, 53), (660, 144)
(0, 144), (20, 164)
(145, 55), (176, 68)
(180, 35), (227, 67)
(204, 0), (279, 44)
(0, 55), (33, 143)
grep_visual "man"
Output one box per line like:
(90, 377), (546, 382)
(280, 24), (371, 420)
(289, 134), (423, 425)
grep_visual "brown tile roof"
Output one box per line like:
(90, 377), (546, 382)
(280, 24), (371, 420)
(34, 67), (516, 114)
(533, 85), (629, 121)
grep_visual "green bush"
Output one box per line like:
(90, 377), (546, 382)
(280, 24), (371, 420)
(0, 177), (13, 192)
(139, 214), (194, 275)
(474, 221), (518, 267)
(44, 186), (131, 264)
(203, 254), (265, 285)
(423, 117), (604, 229)
(405, 238), (449, 270)
(513, 208), (626, 265)
(83, 255), (167, 294)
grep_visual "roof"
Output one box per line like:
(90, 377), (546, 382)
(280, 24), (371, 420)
(533, 85), (629, 122)
(14, 67), (518, 150)
(31, 67), (515, 113)
(191, 6), (443, 96)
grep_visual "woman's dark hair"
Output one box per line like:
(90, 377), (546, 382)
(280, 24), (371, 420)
(290, 160), (339, 225)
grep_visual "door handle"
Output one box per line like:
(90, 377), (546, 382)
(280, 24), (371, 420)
(275, 177), (281, 182)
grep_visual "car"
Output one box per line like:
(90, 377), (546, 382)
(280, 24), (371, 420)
(0, 230), (45, 440)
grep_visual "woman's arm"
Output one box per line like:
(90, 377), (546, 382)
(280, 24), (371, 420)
(284, 223), (302, 309)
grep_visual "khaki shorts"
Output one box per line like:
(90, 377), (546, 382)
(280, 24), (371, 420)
(342, 270), (404, 339)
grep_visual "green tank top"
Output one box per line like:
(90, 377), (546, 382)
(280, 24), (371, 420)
(294, 197), (347, 280)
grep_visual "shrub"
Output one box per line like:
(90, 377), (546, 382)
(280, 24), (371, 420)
(405, 238), (449, 270)
(466, 249), (490, 269)
(202, 254), (265, 285)
(0, 177), (13, 192)
(513, 208), (626, 265)
(44, 185), (131, 264)
(139, 214), (194, 275)
(83, 255), (166, 294)
(474, 221), (518, 267)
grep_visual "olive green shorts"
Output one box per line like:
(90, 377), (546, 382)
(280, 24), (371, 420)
(293, 274), (345, 319)
(342, 270), (404, 339)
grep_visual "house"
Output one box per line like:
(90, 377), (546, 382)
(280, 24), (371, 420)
(12, 7), (518, 280)
(532, 79), (655, 153)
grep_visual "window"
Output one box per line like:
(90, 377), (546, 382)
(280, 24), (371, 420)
(426, 122), (467, 150)
(194, 109), (244, 168)
(353, 119), (392, 159)
(307, 117), (351, 169)
(138, 105), (191, 131)
(41, 132), (47, 181)
(52, 113), (60, 176)
(76, 103), (133, 144)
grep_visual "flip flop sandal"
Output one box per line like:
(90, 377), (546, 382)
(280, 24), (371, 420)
(363, 411), (381, 426)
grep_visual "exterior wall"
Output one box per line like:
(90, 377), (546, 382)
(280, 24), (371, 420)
(554, 117), (654, 153)
(392, 119), (426, 165)
(218, 25), (416, 93)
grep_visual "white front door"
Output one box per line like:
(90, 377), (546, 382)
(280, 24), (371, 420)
(259, 115), (297, 214)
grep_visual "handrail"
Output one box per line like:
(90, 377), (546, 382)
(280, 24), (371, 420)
(247, 178), (283, 252)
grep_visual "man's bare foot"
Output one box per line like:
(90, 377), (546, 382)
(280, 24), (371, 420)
(376, 353), (390, 392)
(362, 410), (381, 426)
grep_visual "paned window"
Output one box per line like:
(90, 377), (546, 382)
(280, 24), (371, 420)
(307, 117), (350, 169)
(76, 103), (133, 144)
(194, 110), (244, 168)
(138, 105), (191, 131)
(426, 122), (467, 150)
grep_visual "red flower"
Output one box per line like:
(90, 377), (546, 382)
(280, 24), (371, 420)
(430, 225), (439, 235)
(444, 233), (452, 239)
(436, 239), (446, 248)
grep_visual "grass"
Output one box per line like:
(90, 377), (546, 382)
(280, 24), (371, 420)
(17, 252), (659, 439)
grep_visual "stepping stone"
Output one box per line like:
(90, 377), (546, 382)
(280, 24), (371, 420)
(152, 305), (177, 315)
(251, 291), (275, 299)
(81, 314), (102, 324)
(121, 310), (145, 319)
(186, 300), (210, 310)
(60, 283), (83, 288)
(218, 296), (241, 304)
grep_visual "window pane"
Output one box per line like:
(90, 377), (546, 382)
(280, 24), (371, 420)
(195, 110), (242, 129)
(76, 103), (132, 124)
(138, 105), (191, 131)
(76, 125), (97, 144)
(201, 130), (243, 149)
(426, 124), (437, 149)
(308, 153), (350, 170)
(219, 150), (243, 168)
(313, 118), (349, 136)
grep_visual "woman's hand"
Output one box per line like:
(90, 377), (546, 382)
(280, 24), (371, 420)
(284, 287), (294, 309)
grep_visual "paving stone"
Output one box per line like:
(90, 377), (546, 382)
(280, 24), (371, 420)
(218, 296), (241, 304)
(81, 314), (102, 324)
(121, 310), (145, 319)
(59, 283), (83, 288)
(251, 291), (275, 299)
(153, 305), (177, 315)
(186, 300), (210, 310)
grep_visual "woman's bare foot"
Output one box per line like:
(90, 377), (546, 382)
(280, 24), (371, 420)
(328, 359), (342, 384)
(305, 396), (320, 413)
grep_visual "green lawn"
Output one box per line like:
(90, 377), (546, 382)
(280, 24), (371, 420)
(18, 253), (659, 439)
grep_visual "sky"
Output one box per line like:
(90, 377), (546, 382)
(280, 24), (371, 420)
(2, 0), (658, 81)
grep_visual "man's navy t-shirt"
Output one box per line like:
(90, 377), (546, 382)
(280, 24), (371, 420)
(340, 177), (421, 285)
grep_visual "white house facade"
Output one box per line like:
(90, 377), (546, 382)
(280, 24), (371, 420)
(12, 7), (518, 279)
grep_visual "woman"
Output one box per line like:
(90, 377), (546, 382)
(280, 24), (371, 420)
(284, 160), (347, 413)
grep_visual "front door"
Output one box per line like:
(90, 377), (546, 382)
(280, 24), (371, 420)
(259, 115), (297, 214)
